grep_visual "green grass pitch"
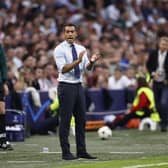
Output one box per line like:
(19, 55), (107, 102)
(0, 129), (168, 168)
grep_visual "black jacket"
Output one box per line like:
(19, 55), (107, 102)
(0, 44), (7, 84)
(147, 49), (168, 81)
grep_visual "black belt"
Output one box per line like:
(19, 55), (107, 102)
(59, 82), (82, 85)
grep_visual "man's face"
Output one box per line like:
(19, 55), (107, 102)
(64, 26), (77, 43)
(159, 39), (168, 52)
(114, 70), (122, 80)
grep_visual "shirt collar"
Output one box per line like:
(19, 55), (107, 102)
(158, 50), (167, 57)
(65, 40), (75, 47)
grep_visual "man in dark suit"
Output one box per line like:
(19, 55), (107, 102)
(146, 36), (168, 132)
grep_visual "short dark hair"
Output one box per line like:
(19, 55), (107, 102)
(114, 66), (122, 72)
(137, 77), (149, 88)
(63, 23), (77, 31)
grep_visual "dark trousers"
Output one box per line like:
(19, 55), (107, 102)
(0, 83), (6, 144)
(58, 82), (86, 155)
(153, 81), (168, 128)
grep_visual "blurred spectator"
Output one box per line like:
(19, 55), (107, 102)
(125, 66), (136, 87)
(87, 64), (103, 88)
(108, 67), (133, 90)
(44, 63), (59, 88)
(108, 77), (160, 130)
(35, 66), (52, 91)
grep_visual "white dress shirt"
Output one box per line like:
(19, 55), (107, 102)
(53, 41), (90, 83)
(156, 50), (167, 82)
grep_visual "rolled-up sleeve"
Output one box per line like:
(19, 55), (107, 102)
(53, 46), (65, 73)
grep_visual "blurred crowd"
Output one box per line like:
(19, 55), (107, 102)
(0, 0), (168, 93)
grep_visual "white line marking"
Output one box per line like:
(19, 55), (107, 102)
(40, 151), (61, 154)
(109, 152), (144, 154)
(24, 144), (39, 146)
(123, 162), (168, 168)
(0, 151), (7, 154)
(8, 161), (46, 163)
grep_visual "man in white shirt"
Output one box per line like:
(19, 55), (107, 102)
(108, 67), (132, 90)
(53, 24), (99, 160)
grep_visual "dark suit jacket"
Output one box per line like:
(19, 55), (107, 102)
(147, 49), (168, 81)
(0, 44), (7, 84)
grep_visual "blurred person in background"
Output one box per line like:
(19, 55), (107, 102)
(136, 65), (151, 83)
(0, 43), (13, 150)
(124, 66), (137, 104)
(87, 64), (103, 88)
(125, 66), (136, 87)
(44, 63), (59, 88)
(108, 77), (160, 130)
(34, 66), (52, 91)
(31, 67), (43, 90)
(108, 66), (133, 90)
(146, 36), (168, 132)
